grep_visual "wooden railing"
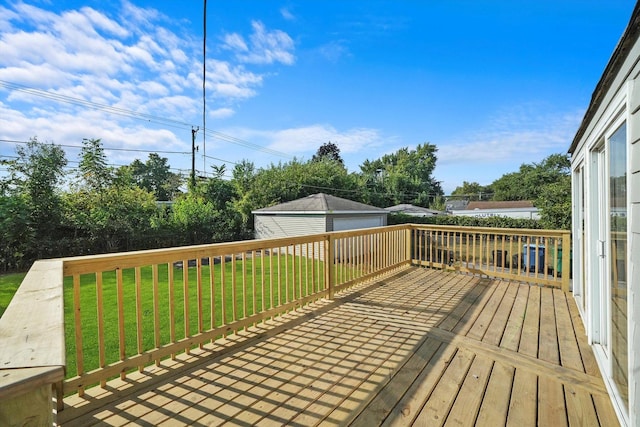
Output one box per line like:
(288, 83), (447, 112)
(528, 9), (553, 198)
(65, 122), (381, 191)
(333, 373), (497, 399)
(0, 224), (569, 424)
(409, 224), (571, 291)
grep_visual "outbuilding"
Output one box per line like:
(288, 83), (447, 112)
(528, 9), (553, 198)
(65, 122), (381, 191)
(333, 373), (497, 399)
(569, 3), (639, 425)
(386, 204), (444, 217)
(252, 193), (388, 239)
(449, 200), (540, 219)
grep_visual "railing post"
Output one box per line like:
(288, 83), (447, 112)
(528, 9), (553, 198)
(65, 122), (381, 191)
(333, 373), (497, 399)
(325, 233), (335, 299)
(0, 260), (65, 426)
(0, 382), (55, 426)
(562, 232), (572, 293)
(406, 225), (413, 263)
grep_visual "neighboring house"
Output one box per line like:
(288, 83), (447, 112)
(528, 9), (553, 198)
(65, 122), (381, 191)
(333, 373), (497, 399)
(252, 193), (388, 240)
(450, 200), (540, 220)
(386, 204), (444, 217)
(569, 4), (639, 426)
(444, 198), (469, 213)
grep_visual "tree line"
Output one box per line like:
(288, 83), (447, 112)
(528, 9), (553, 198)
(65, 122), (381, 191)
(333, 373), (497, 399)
(0, 138), (570, 272)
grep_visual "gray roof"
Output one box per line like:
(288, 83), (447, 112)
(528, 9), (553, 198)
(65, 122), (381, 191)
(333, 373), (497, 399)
(386, 204), (443, 215)
(252, 193), (387, 214)
(465, 201), (535, 210)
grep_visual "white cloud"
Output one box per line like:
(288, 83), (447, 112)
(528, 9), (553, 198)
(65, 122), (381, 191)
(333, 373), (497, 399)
(225, 124), (385, 157)
(209, 108), (235, 119)
(0, 1), (296, 169)
(437, 104), (582, 165)
(432, 104), (583, 194)
(280, 8), (296, 21)
(223, 21), (295, 65)
(223, 33), (248, 52)
(317, 40), (351, 62)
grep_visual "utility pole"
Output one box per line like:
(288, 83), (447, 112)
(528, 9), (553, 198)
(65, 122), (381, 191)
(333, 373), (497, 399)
(191, 126), (199, 190)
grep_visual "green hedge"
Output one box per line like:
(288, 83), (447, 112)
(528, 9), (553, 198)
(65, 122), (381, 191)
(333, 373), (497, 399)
(388, 213), (542, 230)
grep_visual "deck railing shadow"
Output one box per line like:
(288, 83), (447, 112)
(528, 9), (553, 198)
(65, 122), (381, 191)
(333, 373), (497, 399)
(0, 224), (570, 425)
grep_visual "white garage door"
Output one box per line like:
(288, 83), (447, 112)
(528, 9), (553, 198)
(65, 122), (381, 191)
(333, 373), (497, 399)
(333, 216), (383, 231)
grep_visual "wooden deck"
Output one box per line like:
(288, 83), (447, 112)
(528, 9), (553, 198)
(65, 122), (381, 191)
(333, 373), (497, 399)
(59, 266), (619, 426)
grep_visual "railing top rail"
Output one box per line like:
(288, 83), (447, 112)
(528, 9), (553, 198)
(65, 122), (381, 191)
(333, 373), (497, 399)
(0, 260), (65, 399)
(63, 233), (328, 276)
(408, 223), (569, 238)
(62, 224), (409, 276)
(0, 260), (65, 369)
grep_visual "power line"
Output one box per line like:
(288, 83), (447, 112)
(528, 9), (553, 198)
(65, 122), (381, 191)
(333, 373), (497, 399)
(0, 139), (191, 155)
(0, 79), (292, 159)
(0, 80), (192, 130)
(204, 129), (292, 158)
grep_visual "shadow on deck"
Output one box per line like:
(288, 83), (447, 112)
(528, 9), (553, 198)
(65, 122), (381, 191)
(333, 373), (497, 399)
(59, 267), (618, 426)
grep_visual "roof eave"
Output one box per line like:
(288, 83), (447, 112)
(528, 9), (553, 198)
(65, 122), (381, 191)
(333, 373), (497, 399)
(253, 210), (389, 215)
(570, 3), (640, 154)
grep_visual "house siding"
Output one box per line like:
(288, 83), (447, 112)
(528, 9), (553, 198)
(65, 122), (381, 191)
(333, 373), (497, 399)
(629, 77), (640, 427)
(254, 214), (326, 240)
(327, 214), (387, 231)
(570, 17), (640, 425)
(450, 208), (540, 220)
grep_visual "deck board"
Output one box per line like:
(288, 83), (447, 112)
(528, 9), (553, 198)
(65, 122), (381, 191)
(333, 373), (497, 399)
(59, 267), (619, 426)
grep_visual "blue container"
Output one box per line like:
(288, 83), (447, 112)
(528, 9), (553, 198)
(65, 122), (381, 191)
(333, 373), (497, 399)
(522, 244), (545, 273)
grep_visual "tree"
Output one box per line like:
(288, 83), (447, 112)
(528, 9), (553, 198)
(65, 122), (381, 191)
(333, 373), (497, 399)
(0, 193), (32, 271)
(64, 184), (158, 252)
(7, 137), (67, 259)
(358, 143), (443, 208)
(451, 181), (493, 201)
(491, 154), (570, 201)
(312, 142), (344, 166)
(535, 175), (571, 229)
(124, 154), (182, 200)
(77, 138), (112, 191)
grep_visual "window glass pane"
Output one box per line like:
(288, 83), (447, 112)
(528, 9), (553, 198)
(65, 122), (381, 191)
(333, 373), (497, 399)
(609, 122), (627, 407)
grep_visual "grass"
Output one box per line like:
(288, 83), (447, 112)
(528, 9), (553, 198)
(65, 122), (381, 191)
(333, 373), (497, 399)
(64, 254), (327, 379)
(2, 252), (360, 386)
(0, 272), (27, 317)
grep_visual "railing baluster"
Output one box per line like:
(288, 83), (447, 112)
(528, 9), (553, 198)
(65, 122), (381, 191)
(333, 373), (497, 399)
(260, 250), (265, 312)
(135, 266), (143, 371)
(197, 258), (203, 348)
(269, 248), (274, 310)
(231, 253), (237, 322)
(168, 263), (176, 359)
(285, 246), (290, 303)
(292, 245), (297, 300)
(220, 256), (226, 325)
(152, 264), (160, 366)
(298, 244), (303, 298)
(96, 272), (107, 384)
(305, 243), (309, 297)
(277, 248), (281, 307)
(209, 257), (216, 332)
(242, 252), (247, 319)
(116, 268), (126, 378)
(252, 250), (257, 317)
(73, 274), (84, 395)
(183, 260), (190, 354)
(311, 242), (317, 292)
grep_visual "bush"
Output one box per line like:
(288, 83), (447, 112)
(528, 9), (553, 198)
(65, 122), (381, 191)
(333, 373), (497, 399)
(388, 213), (543, 230)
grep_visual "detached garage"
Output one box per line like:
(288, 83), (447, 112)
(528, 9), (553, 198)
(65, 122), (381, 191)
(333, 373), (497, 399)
(252, 193), (388, 240)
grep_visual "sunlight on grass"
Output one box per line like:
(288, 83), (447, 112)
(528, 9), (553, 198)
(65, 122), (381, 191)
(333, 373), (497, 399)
(64, 254), (327, 379)
(0, 272), (27, 318)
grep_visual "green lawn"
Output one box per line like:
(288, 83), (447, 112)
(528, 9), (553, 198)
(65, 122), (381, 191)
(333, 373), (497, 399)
(64, 254), (326, 379)
(0, 272), (26, 317)
(2, 253), (355, 385)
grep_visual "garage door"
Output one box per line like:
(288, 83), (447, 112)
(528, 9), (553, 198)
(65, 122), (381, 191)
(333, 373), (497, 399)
(332, 216), (384, 231)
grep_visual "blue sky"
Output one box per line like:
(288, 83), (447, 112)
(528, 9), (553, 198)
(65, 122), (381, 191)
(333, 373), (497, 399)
(0, 0), (635, 194)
